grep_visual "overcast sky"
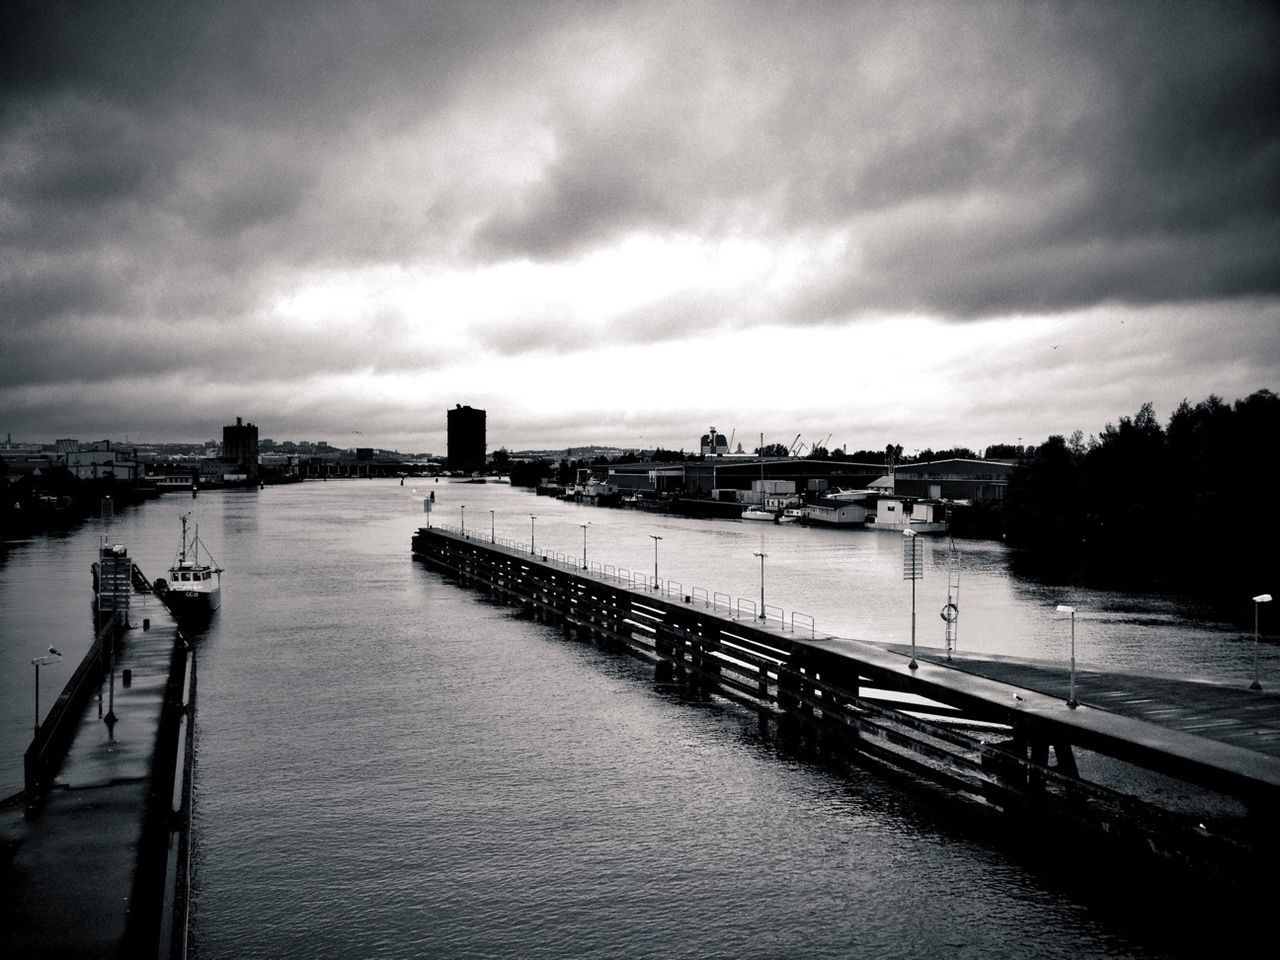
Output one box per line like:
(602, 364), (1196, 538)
(3, 1), (1277, 456)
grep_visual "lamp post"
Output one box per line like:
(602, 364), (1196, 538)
(460, 505), (465, 537)
(649, 534), (662, 590)
(30, 648), (63, 735)
(530, 515), (537, 556)
(580, 522), (590, 570)
(490, 509), (495, 543)
(754, 551), (767, 619)
(902, 529), (922, 670)
(1056, 604), (1078, 708)
(1251, 594), (1272, 691)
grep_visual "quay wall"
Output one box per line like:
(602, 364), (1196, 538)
(124, 630), (196, 959)
(11, 569), (198, 960)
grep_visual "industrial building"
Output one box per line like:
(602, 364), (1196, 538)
(447, 404), (486, 472)
(222, 417), (259, 481)
(891, 458), (1013, 502)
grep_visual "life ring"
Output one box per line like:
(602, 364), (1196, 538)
(940, 602), (959, 623)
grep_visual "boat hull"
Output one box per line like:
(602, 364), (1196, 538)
(163, 585), (221, 619)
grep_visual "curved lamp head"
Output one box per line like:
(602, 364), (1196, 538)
(1254, 594), (1272, 604)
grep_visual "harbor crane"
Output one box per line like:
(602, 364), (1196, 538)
(788, 433), (802, 455)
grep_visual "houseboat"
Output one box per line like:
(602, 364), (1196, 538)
(864, 497), (950, 533)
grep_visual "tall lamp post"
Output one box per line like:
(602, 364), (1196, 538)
(649, 534), (662, 590)
(1251, 594), (1272, 691)
(530, 515), (537, 556)
(490, 510), (495, 543)
(754, 551), (767, 620)
(30, 647), (63, 735)
(1056, 604), (1079, 708)
(580, 522), (591, 570)
(460, 505), (465, 537)
(902, 530), (922, 670)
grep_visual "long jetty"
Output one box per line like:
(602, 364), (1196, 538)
(413, 525), (1280, 876)
(1, 557), (197, 960)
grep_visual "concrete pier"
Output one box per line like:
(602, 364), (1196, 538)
(0, 579), (195, 959)
(412, 525), (1280, 877)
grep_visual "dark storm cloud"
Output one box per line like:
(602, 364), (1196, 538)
(477, 1), (1280, 321)
(0, 0), (555, 322)
(1, 0), (1277, 434)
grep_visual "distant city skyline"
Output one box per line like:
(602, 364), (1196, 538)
(2, 3), (1277, 455)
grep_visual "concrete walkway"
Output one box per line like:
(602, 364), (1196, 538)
(0, 594), (180, 960)
(887, 643), (1280, 759)
(806, 639), (1280, 802)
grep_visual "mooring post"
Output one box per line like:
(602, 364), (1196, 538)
(777, 657), (799, 713)
(1052, 741), (1079, 778)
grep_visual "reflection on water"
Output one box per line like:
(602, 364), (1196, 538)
(1, 481), (1269, 957)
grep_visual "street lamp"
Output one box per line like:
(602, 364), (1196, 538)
(754, 551), (767, 619)
(460, 505), (465, 537)
(490, 509), (495, 543)
(1251, 594), (1272, 691)
(530, 515), (537, 555)
(649, 534), (662, 589)
(580, 522), (591, 570)
(30, 647), (63, 735)
(1056, 604), (1078, 708)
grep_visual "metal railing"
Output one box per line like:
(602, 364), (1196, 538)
(24, 610), (120, 795)
(420, 526), (820, 638)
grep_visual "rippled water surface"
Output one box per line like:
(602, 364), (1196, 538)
(3, 480), (1270, 957)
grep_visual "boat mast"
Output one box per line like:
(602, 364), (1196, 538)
(179, 513), (189, 564)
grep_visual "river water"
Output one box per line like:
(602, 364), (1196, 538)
(1, 480), (1270, 958)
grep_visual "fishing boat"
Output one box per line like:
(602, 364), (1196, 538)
(157, 512), (222, 620)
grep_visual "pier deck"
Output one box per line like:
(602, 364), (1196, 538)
(801, 636), (1280, 803)
(882, 644), (1280, 758)
(0, 589), (191, 959)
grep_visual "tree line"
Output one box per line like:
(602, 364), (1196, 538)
(1004, 389), (1278, 605)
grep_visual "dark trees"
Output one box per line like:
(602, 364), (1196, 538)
(1004, 390), (1279, 603)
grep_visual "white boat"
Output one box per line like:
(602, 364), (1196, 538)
(741, 433), (777, 521)
(864, 497), (950, 533)
(778, 508), (806, 523)
(159, 512), (222, 620)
